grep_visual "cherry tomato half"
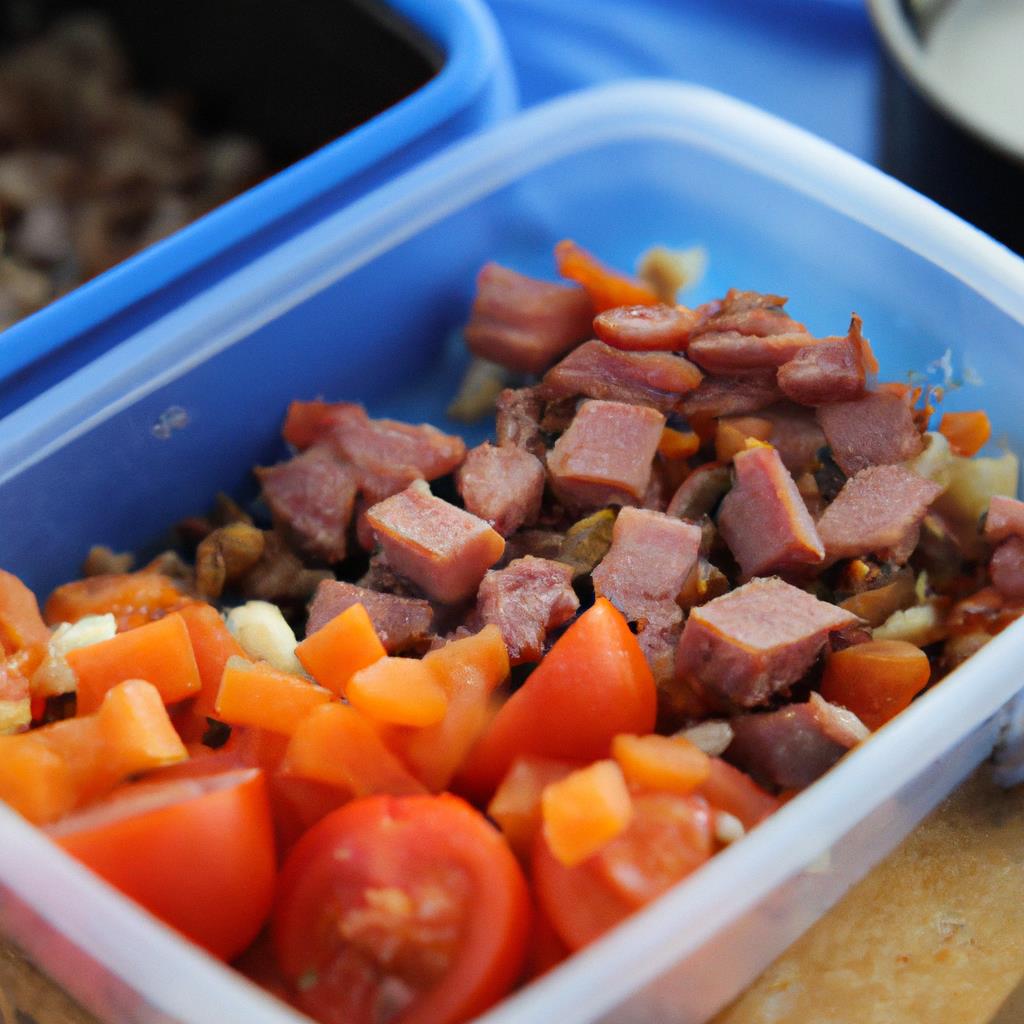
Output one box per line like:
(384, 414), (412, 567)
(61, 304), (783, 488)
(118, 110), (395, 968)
(273, 793), (530, 1024)
(48, 768), (276, 961)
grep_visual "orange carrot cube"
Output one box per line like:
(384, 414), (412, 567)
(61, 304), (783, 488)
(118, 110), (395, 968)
(295, 603), (386, 697)
(612, 733), (711, 795)
(214, 657), (333, 735)
(346, 656), (448, 727)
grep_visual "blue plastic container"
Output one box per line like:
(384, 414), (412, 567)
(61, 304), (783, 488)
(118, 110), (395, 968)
(0, 0), (515, 418)
(2, 81), (1024, 1024)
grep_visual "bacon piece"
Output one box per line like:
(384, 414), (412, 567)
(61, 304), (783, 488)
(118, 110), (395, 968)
(255, 447), (357, 563)
(691, 289), (808, 338)
(495, 387), (547, 458)
(985, 495), (1024, 543)
(366, 484), (505, 604)
(816, 391), (923, 477)
(456, 443), (545, 537)
(816, 465), (943, 564)
(717, 446), (825, 579)
(464, 262), (593, 374)
(777, 318), (867, 405)
(991, 537), (1024, 600)
(679, 371), (782, 419)
(546, 400), (665, 513)
(592, 304), (699, 351)
(306, 580), (433, 654)
(473, 557), (579, 664)
(725, 693), (868, 790)
(676, 577), (858, 708)
(687, 331), (819, 374)
(542, 340), (702, 413)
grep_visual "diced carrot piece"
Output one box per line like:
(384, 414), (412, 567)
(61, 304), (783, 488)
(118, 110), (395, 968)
(554, 240), (660, 313)
(0, 679), (186, 824)
(177, 603), (246, 720)
(69, 613), (202, 715)
(698, 757), (780, 831)
(282, 400), (333, 449)
(346, 656), (448, 727)
(658, 427), (700, 461)
(542, 760), (633, 867)
(0, 570), (50, 654)
(821, 639), (931, 731)
(295, 603), (386, 697)
(282, 703), (426, 797)
(45, 572), (187, 632)
(612, 733), (711, 795)
(939, 410), (992, 457)
(215, 657), (333, 735)
(488, 755), (577, 861)
(714, 416), (774, 464)
(379, 626), (510, 792)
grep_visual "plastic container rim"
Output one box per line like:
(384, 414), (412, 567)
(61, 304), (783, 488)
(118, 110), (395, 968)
(2, 79), (1024, 1024)
(0, 0), (512, 386)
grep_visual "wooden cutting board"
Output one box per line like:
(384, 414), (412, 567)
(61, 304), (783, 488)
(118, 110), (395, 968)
(3, 766), (1023, 1024)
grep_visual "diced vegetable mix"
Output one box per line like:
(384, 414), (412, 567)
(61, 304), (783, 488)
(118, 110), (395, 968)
(1, 240), (1022, 1024)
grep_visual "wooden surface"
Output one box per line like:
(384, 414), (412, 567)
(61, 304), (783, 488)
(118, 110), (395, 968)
(2, 767), (1023, 1024)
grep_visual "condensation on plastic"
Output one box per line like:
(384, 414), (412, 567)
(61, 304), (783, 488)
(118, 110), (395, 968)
(2, 81), (1024, 1024)
(0, 0), (516, 418)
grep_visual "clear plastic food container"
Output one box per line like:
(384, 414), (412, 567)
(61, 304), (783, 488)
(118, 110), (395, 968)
(2, 80), (1024, 1024)
(0, 0), (515, 417)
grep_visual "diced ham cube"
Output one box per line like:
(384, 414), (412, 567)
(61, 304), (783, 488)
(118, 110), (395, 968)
(687, 331), (819, 374)
(256, 446), (356, 563)
(725, 692), (868, 790)
(691, 289), (808, 338)
(680, 371), (782, 419)
(816, 391), (923, 477)
(717, 446), (825, 579)
(547, 400), (665, 512)
(473, 557), (579, 664)
(991, 537), (1024, 599)
(464, 262), (593, 374)
(593, 508), (703, 627)
(456, 442), (545, 537)
(985, 495), (1024, 543)
(542, 339), (702, 413)
(777, 317), (868, 405)
(495, 387), (547, 458)
(676, 577), (859, 708)
(306, 580), (433, 654)
(815, 465), (943, 564)
(366, 484), (505, 604)
(592, 303), (699, 351)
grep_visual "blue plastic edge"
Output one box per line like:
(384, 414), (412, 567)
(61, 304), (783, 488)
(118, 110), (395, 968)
(0, 0), (516, 391)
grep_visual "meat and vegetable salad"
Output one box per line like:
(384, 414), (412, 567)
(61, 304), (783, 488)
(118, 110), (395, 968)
(1, 239), (1021, 1024)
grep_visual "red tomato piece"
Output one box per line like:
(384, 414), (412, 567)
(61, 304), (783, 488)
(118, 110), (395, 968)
(48, 768), (276, 961)
(533, 792), (713, 951)
(273, 793), (530, 1024)
(456, 599), (656, 802)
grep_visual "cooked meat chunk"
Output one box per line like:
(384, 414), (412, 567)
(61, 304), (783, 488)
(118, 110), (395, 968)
(546, 400), (665, 512)
(690, 288), (807, 338)
(777, 317), (867, 405)
(717, 446), (824, 579)
(542, 339), (702, 413)
(255, 446), (357, 563)
(593, 303), (699, 351)
(495, 387), (547, 457)
(985, 495), (1024, 543)
(725, 693), (868, 789)
(679, 371), (782, 419)
(456, 442), (545, 537)
(816, 391), (923, 477)
(815, 465), (943, 564)
(991, 536), (1024, 599)
(366, 483), (505, 603)
(464, 262), (593, 374)
(676, 577), (858, 708)
(307, 579), (433, 654)
(473, 557), (578, 664)
(687, 331), (819, 374)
